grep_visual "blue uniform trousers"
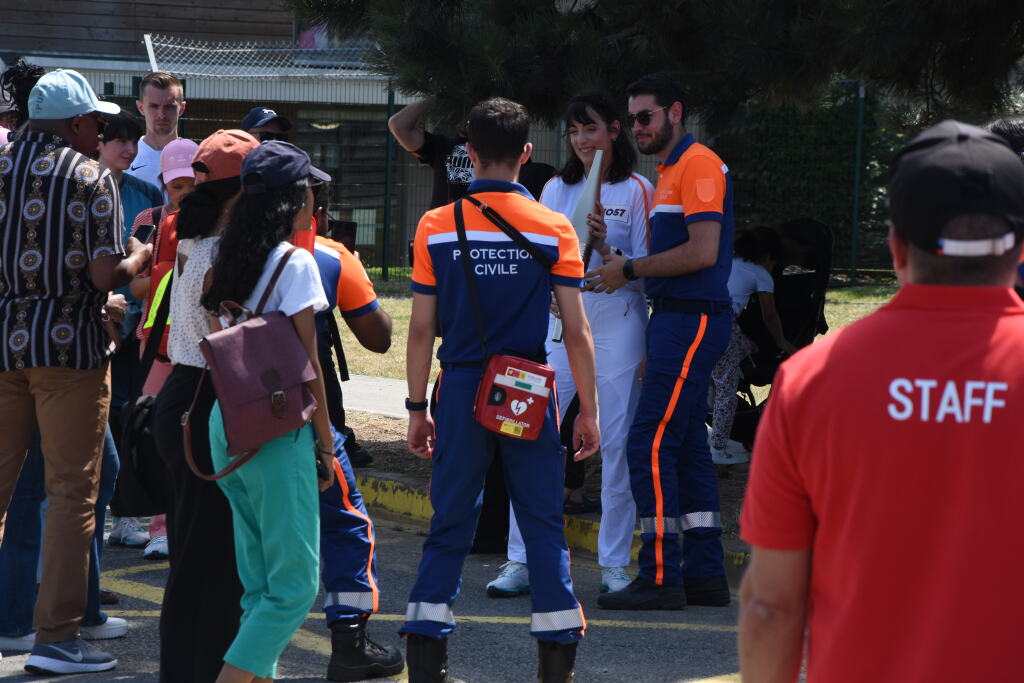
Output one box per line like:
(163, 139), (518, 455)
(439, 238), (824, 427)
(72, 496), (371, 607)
(319, 428), (379, 626)
(399, 367), (584, 644)
(627, 310), (731, 585)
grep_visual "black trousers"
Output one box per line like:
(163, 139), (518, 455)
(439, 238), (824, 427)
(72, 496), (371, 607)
(152, 365), (243, 683)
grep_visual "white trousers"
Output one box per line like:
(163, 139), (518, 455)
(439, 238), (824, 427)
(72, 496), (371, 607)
(508, 290), (647, 568)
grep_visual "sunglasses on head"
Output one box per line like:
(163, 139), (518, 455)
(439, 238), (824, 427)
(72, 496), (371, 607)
(627, 106), (667, 128)
(258, 131), (288, 142)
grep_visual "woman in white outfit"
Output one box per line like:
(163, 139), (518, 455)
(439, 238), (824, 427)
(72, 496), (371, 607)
(487, 91), (653, 597)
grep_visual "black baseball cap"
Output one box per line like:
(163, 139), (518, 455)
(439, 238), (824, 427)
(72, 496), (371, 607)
(888, 120), (1024, 256)
(241, 140), (331, 194)
(240, 106), (292, 132)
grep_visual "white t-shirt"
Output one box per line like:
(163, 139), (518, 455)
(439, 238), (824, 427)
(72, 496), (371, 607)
(540, 172), (653, 295)
(168, 236), (220, 368)
(242, 243), (329, 318)
(130, 138), (164, 191)
(728, 258), (774, 315)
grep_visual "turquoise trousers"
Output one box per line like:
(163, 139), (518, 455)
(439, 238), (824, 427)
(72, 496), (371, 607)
(210, 402), (321, 679)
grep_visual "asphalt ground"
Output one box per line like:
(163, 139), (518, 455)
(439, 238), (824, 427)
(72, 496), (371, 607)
(0, 509), (740, 682)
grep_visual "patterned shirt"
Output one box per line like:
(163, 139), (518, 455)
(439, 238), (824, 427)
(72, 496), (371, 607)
(0, 131), (125, 370)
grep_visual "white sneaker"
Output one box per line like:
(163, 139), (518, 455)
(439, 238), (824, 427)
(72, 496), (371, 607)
(601, 566), (631, 593)
(711, 446), (749, 465)
(486, 561), (530, 598)
(0, 632), (36, 651)
(80, 617), (127, 640)
(143, 535), (169, 559)
(107, 517), (149, 547)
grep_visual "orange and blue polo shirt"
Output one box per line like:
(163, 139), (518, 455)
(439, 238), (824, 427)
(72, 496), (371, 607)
(411, 179), (584, 365)
(646, 133), (733, 303)
(314, 235), (380, 319)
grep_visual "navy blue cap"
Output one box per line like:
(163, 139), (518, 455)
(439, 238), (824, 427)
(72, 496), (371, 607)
(241, 106), (292, 132)
(241, 140), (331, 194)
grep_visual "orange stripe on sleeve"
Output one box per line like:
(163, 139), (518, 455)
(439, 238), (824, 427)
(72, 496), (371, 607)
(648, 314), (708, 585)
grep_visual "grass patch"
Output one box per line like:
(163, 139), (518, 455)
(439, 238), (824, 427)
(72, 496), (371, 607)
(340, 284), (901, 380)
(335, 295), (440, 381)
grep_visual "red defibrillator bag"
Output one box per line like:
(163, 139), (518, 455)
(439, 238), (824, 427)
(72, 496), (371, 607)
(455, 197), (556, 441)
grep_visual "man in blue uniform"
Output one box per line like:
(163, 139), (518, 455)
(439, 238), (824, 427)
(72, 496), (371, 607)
(588, 72), (734, 609)
(402, 98), (600, 683)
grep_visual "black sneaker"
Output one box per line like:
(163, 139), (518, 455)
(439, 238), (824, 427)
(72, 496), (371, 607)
(346, 440), (374, 468)
(596, 576), (686, 610)
(25, 638), (117, 674)
(328, 620), (404, 681)
(684, 576), (731, 606)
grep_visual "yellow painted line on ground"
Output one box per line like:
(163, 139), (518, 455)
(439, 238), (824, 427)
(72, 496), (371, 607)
(103, 561), (169, 579)
(102, 575), (167, 607)
(357, 475), (434, 521)
(107, 609), (162, 617)
(690, 676), (740, 682)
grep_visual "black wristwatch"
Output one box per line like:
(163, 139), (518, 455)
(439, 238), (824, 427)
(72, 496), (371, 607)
(622, 258), (639, 281)
(405, 398), (429, 411)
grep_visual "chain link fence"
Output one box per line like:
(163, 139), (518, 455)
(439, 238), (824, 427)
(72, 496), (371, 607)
(77, 38), (889, 289)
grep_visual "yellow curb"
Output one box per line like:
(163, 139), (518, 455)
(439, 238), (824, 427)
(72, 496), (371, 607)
(357, 475), (751, 568)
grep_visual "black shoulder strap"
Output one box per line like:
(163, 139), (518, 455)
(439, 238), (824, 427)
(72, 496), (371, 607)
(462, 195), (555, 270)
(152, 205), (163, 234)
(454, 200), (489, 359)
(326, 312), (350, 382)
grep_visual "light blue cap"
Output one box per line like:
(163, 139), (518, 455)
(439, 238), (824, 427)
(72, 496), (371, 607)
(28, 69), (120, 120)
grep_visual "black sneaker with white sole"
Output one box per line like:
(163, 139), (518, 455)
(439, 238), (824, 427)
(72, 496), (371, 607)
(25, 638), (117, 674)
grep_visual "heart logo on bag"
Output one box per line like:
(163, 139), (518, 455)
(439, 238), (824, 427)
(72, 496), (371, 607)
(510, 399), (527, 416)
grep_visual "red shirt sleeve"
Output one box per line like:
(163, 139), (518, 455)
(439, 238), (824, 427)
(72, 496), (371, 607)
(740, 363), (817, 549)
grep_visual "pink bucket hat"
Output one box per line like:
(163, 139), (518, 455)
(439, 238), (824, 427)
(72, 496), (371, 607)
(159, 138), (200, 184)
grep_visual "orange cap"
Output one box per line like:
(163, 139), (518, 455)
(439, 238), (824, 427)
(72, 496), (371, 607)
(191, 129), (260, 182)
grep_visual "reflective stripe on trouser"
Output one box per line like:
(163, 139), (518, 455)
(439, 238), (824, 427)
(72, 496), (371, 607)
(627, 309), (731, 585)
(400, 367), (584, 644)
(319, 426), (379, 625)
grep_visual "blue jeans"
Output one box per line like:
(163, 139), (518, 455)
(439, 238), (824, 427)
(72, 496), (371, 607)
(0, 428), (119, 636)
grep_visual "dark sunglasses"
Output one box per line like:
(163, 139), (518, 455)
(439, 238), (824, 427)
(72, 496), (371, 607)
(627, 106), (666, 128)
(79, 113), (107, 135)
(258, 131), (288, 142)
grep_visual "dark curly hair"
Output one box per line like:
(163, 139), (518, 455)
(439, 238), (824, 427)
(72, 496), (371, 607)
(559, 90), (637, 186)
(176, 177), (242, 240)
(202, 178), (309, 313)
(735, 225), (784, 263)
(1, 59), (45, 128)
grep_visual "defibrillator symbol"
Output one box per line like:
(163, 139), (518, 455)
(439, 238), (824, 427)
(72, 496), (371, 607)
(510, 399), (528, 416)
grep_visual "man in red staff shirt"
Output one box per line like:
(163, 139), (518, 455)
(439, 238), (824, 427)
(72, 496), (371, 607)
(739, 120), (1024, 683)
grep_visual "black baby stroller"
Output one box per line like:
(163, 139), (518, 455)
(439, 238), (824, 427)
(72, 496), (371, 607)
(718, 219), (834, 451)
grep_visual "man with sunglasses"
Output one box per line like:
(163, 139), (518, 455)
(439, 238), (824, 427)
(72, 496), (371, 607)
(588, 72), (734, 611)
(242, 106), (292, 143)
(0, 68), (152, 674)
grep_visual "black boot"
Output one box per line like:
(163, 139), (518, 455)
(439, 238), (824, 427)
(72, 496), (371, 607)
(327, 617), (404, 681)
(537, 640), (577, 682)
(684, 575), (731, 606)
(406, 634), (464, 683)
(596, 576), (686, 610)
